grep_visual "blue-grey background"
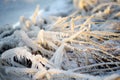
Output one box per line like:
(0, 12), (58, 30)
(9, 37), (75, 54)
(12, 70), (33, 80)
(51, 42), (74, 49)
(0, 0), (53, 26)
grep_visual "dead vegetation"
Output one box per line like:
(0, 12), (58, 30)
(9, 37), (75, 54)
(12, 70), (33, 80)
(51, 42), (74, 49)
(0, 0), (120, 80)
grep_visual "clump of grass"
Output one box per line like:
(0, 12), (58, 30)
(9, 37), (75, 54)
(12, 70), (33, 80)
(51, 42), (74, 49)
(0, 0), (120, 80)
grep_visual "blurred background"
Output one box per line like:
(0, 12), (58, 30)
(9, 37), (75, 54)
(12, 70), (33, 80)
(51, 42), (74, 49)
(0, 0), (53, 26)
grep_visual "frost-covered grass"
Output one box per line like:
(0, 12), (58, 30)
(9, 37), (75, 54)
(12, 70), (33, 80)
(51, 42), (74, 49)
(0, 0), (120, 80)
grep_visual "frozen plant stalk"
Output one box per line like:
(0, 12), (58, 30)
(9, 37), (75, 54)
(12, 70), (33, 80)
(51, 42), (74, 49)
(32, 5), (40, 25)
